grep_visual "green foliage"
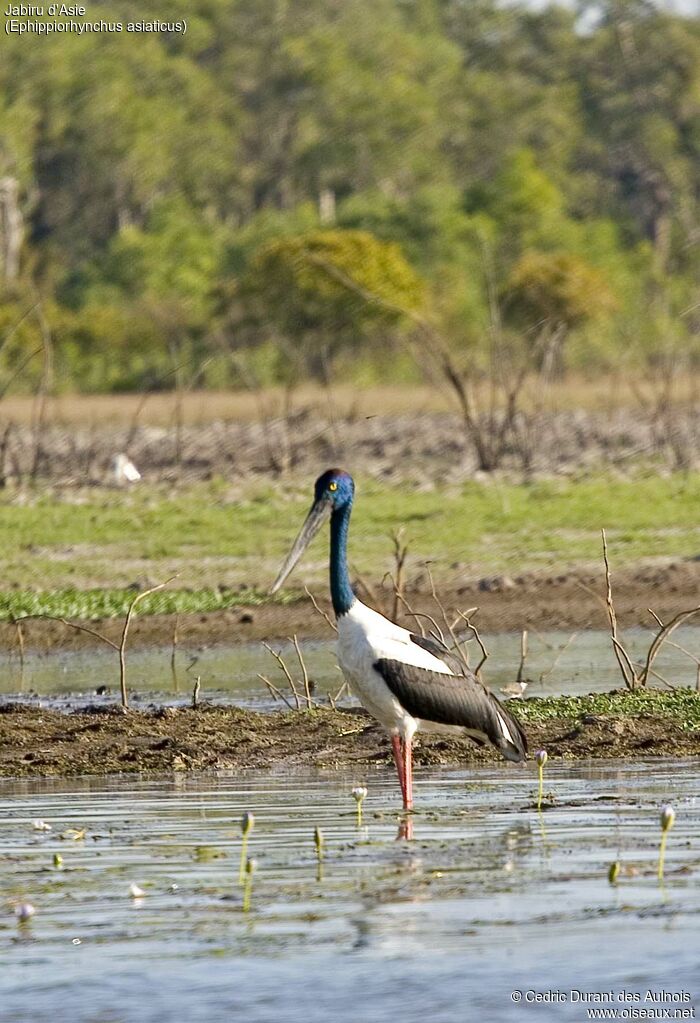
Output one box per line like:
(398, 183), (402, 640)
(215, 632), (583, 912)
(0, 0), (698, 389)
(513, 689), (700, 732)
(0, 587), (276, 621)
(506, 249), (618, 330)
(243, 229), (424, 376)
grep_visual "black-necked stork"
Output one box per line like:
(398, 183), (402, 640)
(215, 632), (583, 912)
(270, 468), (528, 811)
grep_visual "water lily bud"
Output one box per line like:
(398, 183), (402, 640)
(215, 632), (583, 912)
(535, 750), (548, 768)
(245, 857), (257, 876)
(314, 827), (324, 853)
(33, 819), (51, 831)
(351, 786), (367, 803)
(660, 805), (675, 833)
(608, 861), (620, 884)
(52, 853), (63, 868)
(15, 902), (35, 922)
(241, 812), (255, 836)
(128, 883), (145, 898)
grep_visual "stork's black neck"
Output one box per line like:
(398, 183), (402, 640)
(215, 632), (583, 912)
(330, 500), (354, 617)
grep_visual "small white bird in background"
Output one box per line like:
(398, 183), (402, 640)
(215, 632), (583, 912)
(113, 453), (141, 485)
(499, 680), (529, 700)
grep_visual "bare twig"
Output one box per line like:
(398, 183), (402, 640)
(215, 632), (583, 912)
(539, 632), (578, 684)
(639, 605), (700, 686)
(170, 614), (180, 691)
(304, 586), (337, 632)
(24, 575), (178, 708)
(257, 674), (295, 710)
(427, 568), (473, 671)
(262, 642), (301, 710)
(119, 577), (178, 708)
(515, 629), (528, 685)
(192, 675), (201, 709)
(454, 609), (489, 677)
(291, 634), (314, 710)
(602, 529), (638, 689)
(389, 528), (409, 623)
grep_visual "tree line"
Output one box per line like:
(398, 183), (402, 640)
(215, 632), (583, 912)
(0, 0), (698, 393)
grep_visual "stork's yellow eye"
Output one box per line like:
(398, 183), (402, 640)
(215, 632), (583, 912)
(329, 482), (338, 491)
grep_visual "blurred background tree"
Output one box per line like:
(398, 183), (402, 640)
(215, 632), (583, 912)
(0, 0), (697, 392)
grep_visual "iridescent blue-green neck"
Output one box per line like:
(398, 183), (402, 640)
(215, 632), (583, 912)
(329, 500), (355, 617)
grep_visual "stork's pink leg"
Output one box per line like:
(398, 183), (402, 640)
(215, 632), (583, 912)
(391, 734), (406, 805)
(402, 737), (413, 811)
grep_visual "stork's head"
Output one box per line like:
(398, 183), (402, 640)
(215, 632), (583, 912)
(270, 468), (354, 593)
(313, 467), (354, 510)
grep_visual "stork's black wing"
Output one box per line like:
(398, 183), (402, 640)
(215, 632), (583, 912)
(373, 657), (528, 763)
(408, 633), (468, 676)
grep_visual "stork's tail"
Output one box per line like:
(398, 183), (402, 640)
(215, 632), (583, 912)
(482, 693), (528, 763)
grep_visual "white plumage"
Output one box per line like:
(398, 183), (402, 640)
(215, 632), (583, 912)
(337, 598), (520, 749)
(270, 467), (528, 815)
(113, 453), (141, 485)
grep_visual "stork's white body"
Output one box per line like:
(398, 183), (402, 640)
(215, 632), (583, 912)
(336, 598), (518, 750)
(271, 467), (527, 814)
(337, 599), (450, 741)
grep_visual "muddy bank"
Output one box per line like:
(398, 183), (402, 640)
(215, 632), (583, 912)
(1, 701), (698, 778)
(2, 559), (698, 653)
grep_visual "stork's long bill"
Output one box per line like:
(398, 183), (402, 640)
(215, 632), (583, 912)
(270, 495), (331, 594)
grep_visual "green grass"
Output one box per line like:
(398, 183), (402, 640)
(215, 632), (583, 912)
(0, 587), (284, 622)
(512, 688), (700, 731)
(0, 472), (696, 613)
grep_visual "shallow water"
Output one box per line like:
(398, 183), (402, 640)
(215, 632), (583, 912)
(2, 626), (699, 708)
(1, 759), (698, 1022)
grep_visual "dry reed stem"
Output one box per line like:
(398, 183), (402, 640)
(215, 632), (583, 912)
(257, 674), (296, 710)
(291, 634), (314, 710)
(515, 629), (528, 685)
(640, 605), (700, 686)
(118, 577), (179, 708)
(304, 586), (336, 632)
(602, 529), (638, 689)
(539, 631), (578, 684)
(262, 642), (301, 710)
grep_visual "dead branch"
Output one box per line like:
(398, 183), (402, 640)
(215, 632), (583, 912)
(515, 629), (528, 685)
(118, 577), (178, 708)
(539, 631), (578, 684)
(257, 674), (295, 710)
(389, 528), (409, 622)
(639, 605), (700, 686)
(454, 609), (489, 677)
(304, 586), (337, 632)
(291, 633), (314, 709)
(602, 529), (638, 689)
(262, 642), (301, 710)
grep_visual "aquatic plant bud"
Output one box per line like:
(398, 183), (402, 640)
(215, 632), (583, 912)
(351, 786), (367, 803)
(608, 861), (620, 884)
(15, 902), (35, 922)
(239, 813), (255, 885)
(535, 749), (548, 811)
(128, 883), (145, 898)
(657, 806), (676, 881)
(33, 819), (51, 831)
(52, 853), (63, 868)
(245, 857), (257, 876)
(314, 827), (324, 854)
